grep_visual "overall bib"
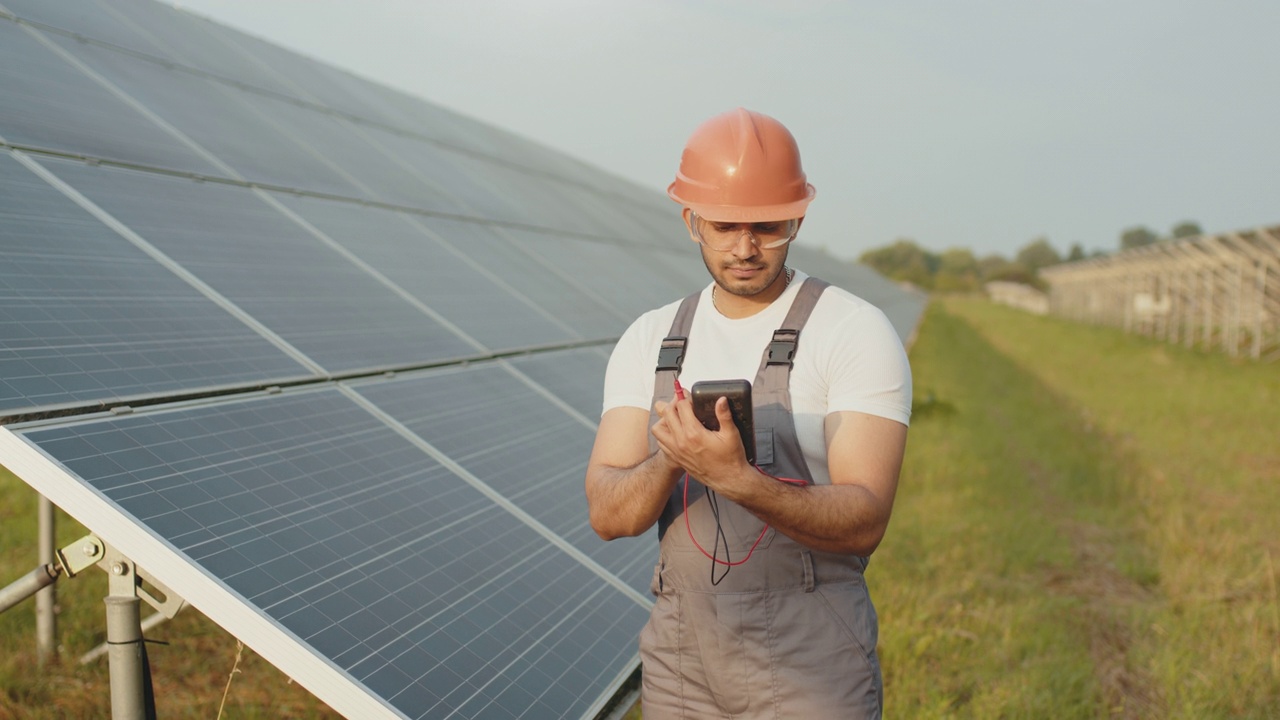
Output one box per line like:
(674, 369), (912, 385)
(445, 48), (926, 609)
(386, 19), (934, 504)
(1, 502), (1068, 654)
(640, 278), (883, 720)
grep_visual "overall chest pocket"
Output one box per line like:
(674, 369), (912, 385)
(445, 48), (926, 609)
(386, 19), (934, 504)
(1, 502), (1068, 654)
(753, 427), (774, 466)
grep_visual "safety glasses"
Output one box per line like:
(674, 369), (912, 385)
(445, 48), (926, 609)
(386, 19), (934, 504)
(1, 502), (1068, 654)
(689, 212), (799, 252)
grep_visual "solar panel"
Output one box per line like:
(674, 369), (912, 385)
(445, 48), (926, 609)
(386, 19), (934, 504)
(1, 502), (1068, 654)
(0, 18), (219, 174)
(269, 194), (583, 351)
(349, 365), (655, 596)
(505, 347), (613, 422)
(362, 132), (540, 227)
(502, 229), (699, 320)
(38, 156), (486, 373)
(410, 216), (633, 341)
(94, 0), (313, 100)
(193, 18), (433, 139)
(1, 387), (648, 719)
(0, 152), (312, 418)
(41, 34), (374, 199)
(0, 3), (924, 718)
(233, 100), (460, 213)
(449, 161), (610, 238)
(187, 21), (557, 171)
(0, 0), (168, 57)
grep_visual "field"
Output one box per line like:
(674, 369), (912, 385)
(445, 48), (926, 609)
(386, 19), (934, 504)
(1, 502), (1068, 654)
(874, 297), (1279, 718)
(2, 297), (1277, 718)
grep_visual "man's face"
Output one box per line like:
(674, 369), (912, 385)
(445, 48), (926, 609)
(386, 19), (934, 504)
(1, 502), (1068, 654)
(686, 210), (798, 298)
(698, 229), (791, 298)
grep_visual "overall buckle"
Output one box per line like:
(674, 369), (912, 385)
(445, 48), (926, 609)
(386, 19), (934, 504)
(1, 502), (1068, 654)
(766, 329), (799, 366)
(656, 336), (687, 373)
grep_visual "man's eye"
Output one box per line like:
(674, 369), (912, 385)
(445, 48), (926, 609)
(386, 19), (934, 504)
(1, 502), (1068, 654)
(713, 224), (738, 234)
(755, 224), (781, 234)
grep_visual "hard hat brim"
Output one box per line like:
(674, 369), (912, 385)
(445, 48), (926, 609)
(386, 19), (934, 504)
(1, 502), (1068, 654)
(668, 182), (815, 223)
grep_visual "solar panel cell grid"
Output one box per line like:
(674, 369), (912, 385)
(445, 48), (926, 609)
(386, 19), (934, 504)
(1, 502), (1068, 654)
(18, 388), (647, 719)
(453, 161), (600, 237)
(0, 153), (311, 416)
(571, 191), (682, 249)
(0, 18), (220, 174)
(237, 99), (461, 212)
(270, 194), (579, 350)
(505, 347), (611, 421)
(353, 365), (656, 595)
(40, 157), (484, 372)
(43, 33), (374, 198)
(89, 0), (309, 99)
(365, 132), (526, 225)
(198, 21), (423, 136)
(0, 0), (167, 57)
(502, 229), (695, 320)
(413, 216), (630, 340)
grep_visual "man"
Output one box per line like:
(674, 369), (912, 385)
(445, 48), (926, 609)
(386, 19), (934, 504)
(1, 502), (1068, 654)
(586, 108), (911, 719)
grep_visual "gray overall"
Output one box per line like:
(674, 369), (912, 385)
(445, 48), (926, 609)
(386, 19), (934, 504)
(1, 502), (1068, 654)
(640, 278), (883, 719)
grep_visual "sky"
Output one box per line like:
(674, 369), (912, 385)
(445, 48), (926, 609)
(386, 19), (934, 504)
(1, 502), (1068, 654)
(169, 0), (1279, 262)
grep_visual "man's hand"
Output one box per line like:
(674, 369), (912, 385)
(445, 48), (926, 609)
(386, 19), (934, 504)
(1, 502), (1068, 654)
(588, 397), (907, 556)
(651, 394), (752, 489)
(585, 406), (685, 540)
(655, 401), (908, 556)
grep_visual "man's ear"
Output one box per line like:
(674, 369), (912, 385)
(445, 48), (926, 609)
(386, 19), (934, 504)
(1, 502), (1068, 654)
(681, 207), (699, 245)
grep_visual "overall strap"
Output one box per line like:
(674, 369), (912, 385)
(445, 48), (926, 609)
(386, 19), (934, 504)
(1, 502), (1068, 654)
(752, 277), (831, 402)
(651, 291), (702, 541)
(652, 290), (702, 408)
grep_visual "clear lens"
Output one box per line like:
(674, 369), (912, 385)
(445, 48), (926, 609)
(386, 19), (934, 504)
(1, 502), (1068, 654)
(691, 213), (798, 251)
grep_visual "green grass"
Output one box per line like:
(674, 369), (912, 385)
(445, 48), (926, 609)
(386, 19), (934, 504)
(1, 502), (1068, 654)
(872, 298), (1279, 718)
(940, 297), (1280, 717)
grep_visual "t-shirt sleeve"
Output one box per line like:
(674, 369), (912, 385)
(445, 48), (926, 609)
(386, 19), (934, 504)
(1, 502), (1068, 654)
(601, 315), (656, 416)
(824, 304), (913, 426)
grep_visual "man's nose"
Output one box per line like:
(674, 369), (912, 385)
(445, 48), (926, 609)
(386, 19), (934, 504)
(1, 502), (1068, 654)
(729, 229), (761, 258)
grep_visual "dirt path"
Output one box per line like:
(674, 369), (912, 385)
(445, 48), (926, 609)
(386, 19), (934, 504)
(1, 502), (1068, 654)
(1026, 458), (1166, 719)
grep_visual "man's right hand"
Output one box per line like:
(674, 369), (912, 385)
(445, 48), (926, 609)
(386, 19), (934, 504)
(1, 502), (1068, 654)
(651, 395), (749, 487)
(584, 406), (685, 540)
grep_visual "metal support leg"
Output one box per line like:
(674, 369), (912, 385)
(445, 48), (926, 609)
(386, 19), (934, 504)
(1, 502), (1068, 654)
(103, 551), (156, 720)
(37, 495), (57, 663)
(105, 595), (147, 720)
(2, 536), (169, 718)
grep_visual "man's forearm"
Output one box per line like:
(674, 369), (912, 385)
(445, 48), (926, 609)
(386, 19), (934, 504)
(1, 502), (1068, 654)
(587, 450), (684, 540)
(706, 465), (892, 555)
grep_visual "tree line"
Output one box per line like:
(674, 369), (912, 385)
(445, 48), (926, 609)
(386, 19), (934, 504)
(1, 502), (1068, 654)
(856, 220), (1203, 292)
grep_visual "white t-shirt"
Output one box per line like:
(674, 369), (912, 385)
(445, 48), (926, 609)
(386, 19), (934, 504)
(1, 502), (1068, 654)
(602, 271), (913, 486)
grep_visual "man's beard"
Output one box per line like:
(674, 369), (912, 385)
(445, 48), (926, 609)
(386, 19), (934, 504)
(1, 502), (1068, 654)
(701, 247), (790, 298)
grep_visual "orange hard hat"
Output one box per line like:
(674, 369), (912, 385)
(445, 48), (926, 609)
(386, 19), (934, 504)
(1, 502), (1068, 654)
(667, 108), (816, 223)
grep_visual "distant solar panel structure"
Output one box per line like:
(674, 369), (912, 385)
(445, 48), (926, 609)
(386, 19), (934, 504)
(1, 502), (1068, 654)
(0, 1), (925, 718)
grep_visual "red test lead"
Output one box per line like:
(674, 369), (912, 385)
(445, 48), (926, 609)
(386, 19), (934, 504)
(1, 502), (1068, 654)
(673, 378), (686, 401)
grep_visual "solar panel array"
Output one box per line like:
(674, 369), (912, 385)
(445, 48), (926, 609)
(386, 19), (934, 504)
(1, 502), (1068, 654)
(0, 1), (925, 718)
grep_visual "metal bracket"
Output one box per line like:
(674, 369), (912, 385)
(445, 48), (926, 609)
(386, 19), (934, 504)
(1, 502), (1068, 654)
(95, 546), (186, 619)
(76, 547), (185, 667)
(4, 534), (185, 620)
(135, 566), (186, 620)
(55, 533), (105, 578)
